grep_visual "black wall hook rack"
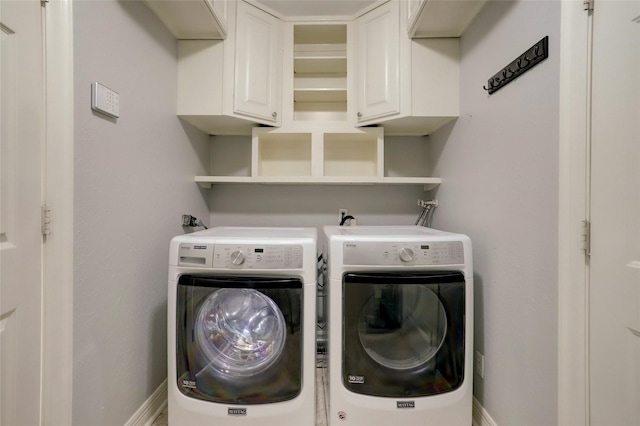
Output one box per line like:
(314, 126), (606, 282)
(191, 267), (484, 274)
(483, 36), (549, 95)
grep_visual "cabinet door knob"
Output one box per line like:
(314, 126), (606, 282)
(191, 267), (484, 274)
(357, 112), (362, 118)
(272, 111), (277, 118)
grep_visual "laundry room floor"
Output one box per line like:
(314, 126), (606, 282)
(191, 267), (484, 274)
(153, 363), (329, 426)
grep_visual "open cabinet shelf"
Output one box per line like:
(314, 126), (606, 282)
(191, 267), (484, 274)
(293, 44), (347, 73)
(293, 24), (349, 122)
(195, 127), (441, 190)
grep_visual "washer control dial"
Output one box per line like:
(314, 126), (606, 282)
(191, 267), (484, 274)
(213, 244), (304, 269)
(399, 247), (414, 262)
(230, 250), (246, 265)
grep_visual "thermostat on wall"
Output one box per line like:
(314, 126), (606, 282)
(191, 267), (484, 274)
(91, 82), (120, 118)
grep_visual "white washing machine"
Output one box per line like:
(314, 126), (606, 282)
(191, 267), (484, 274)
(168, 227), (317, 425)
(323, 226), (473, 426)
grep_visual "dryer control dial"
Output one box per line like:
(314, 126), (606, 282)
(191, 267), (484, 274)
(399, 247), (414, 262)
(343, 240), (465, 265)
(230, 250), (246, 265)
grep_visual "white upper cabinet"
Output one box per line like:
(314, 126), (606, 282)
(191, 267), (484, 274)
(177, 0), (282, 135)
(356, 1), (460, 135)
(144, 0), (228, 39)
(355, 1), (401, 123)
(407, 0), (486, 38)
(234, 0), (282, 124)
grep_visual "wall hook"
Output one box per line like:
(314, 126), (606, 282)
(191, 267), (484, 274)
(483, 36), (549, 95)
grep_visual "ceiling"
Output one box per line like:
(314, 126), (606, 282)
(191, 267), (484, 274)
(252, 0), (381, 18)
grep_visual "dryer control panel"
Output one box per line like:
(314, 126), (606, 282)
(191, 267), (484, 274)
(213, 244), (303, 269)
(343, 241), (464, 266)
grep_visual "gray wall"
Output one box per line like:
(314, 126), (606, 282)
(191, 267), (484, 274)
(208, 183), (429, 230)
(429, 1), (560, 424)
(72, 1), (209, 424)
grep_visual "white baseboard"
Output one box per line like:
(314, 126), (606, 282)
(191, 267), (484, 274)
(473, 397), (498, 426)
(124, 379), (168, 426)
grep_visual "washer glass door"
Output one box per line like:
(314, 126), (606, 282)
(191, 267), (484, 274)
(343, 272), (465, 397)
(176, 275), (303, 404)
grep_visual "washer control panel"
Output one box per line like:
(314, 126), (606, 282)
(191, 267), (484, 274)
(343, 241), (464, 266)
(213, 244), (303, 269)
(178, 243), (214, 267)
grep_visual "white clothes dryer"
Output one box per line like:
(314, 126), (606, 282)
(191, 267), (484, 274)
(323, 226), (473, 426)
(168, 227), (317, 425)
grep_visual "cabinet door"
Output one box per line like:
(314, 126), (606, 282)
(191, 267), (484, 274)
(234, 1), (282, 125)
(356, 1), (400, 123)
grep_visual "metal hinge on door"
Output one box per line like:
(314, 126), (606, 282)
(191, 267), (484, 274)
(581, 220), (591, 256)
(583, 0), (594, 11)
(42, 205), (51, 238)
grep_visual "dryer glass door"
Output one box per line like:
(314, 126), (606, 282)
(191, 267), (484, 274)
(343, 272), (465, 397)
(176, 275), (303, 404)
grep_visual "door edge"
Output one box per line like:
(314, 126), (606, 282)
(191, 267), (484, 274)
(42, 0), (74, 424)
(558, 1), (590, 424)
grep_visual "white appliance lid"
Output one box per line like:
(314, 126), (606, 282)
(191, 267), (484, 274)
(324, 225), (451, 237)
(186, 226), (317, 239)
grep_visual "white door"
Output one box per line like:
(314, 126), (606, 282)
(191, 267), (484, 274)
(234, 0), (281, 125)
(589, 1), (640, 424)
(355, 0), (400, 124)
(0, 1), (45, 425)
